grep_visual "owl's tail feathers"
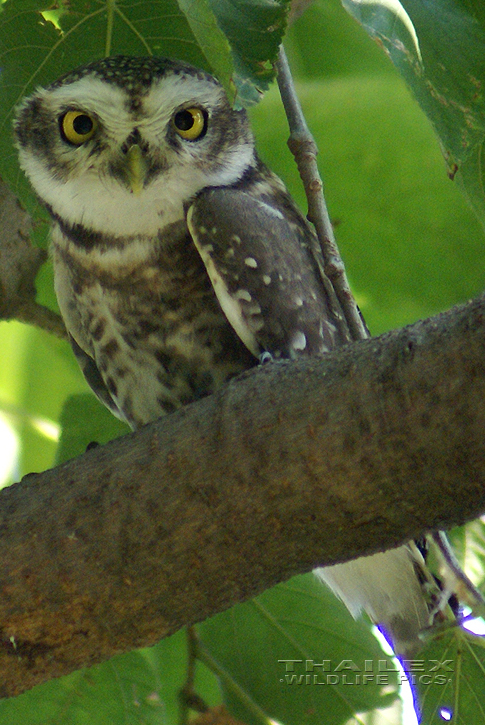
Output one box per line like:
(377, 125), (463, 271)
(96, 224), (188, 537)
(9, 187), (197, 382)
(315, 543), (453, 658)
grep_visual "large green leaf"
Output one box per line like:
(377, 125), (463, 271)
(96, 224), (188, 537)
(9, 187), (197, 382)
(0, 322), (88, 478)
(342, 0), (485, 229)
(198, 574), (400, 725)
(284, 0), (396, 79)
(417, 628), (485, 724)
(209, 0), (288, 101)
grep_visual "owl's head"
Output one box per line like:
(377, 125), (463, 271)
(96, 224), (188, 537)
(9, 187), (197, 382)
(14, 56), (256, 236)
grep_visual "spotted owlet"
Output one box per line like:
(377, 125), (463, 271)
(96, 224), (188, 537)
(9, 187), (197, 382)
(14, 55), (445, 656)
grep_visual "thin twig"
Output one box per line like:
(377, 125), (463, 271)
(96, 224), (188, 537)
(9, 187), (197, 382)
(275, 46), (368, 341)
(432, 531), (485, 609)
(179, 626), (208, 725)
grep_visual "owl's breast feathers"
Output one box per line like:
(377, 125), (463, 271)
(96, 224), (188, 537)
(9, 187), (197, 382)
(52, 214), (254, 428)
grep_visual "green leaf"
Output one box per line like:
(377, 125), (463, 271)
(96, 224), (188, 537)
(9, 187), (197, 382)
(198, 574), (400, 725)
(417, 628), (485, 724)
(0, 322), (88, 478)
(176, 0), (235, 102)
(342, 0), (485, 228)
(448, 521), (485, 593)
(55, 393), (130, 465)
(284, 0), (397, 80)
(208, 0), (289, 102)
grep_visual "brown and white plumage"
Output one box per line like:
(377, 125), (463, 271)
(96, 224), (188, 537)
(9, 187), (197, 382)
(14, 55), (444, 655)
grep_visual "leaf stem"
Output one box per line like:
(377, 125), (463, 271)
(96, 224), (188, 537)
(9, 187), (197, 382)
(432, 531), (485, 610)
(179, 626), (208, 725)
(105, 0), (116, 56)
(193, 631), (270, 725)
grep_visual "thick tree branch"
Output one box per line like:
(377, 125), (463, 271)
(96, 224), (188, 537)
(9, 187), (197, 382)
(1, 294), (485, 697)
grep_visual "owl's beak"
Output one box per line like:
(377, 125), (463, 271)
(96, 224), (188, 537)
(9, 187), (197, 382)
(125, 144), (149, 195)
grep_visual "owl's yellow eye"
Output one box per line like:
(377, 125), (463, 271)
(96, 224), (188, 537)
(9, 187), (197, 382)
(172, 107), (206, 141)
(60, 110), (96, 145)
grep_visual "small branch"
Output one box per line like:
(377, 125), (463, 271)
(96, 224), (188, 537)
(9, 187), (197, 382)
(179, 627), (208, 724)
(0, 178), (67, 339)
(275, 47), (368, 342)
(13, 299), (67, 340)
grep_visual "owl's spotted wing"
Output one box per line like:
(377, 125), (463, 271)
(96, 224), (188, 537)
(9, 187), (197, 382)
(187, 185), (347, 361)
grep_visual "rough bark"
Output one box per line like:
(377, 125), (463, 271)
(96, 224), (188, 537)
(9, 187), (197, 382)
(1, 293), (485, 697)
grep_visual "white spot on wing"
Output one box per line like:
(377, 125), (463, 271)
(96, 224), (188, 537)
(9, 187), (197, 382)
(292, 331), (307, 351)
(263, 275), (271, 285)
(249, 317), (264, 332)
(319, 320), (336, 341)
(244, 257), (258, 268)
(235, 289), (252, 302)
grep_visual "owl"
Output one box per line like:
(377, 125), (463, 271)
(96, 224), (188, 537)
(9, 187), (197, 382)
(14, 55), (445, 656)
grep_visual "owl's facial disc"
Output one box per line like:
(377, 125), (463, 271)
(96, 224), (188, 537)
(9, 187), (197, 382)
(14, 60), (256, 236)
